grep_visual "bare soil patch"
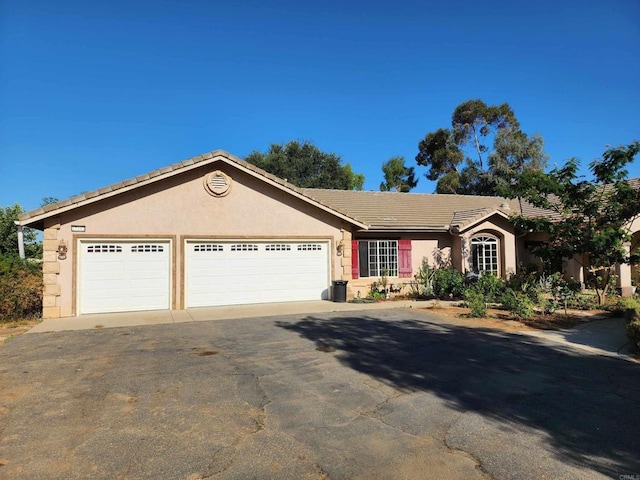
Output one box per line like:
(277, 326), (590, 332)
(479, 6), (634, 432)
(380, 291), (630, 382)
(421, 303), (610, 332)
(0, 319), (41, 345)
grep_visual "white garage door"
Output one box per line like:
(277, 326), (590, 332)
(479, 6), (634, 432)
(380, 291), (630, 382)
(79, 241), (171, 314)
(186, 241), (329, 308)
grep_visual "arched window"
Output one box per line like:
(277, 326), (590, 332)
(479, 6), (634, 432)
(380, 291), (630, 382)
(471, 235), (499, 275)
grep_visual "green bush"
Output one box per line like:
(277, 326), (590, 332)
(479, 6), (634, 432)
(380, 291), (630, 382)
(414, 258), (435, 297)
(506, 270), (543, 305)
(432, 268), (465, 299)
(464, 287), (487, 317)
(475, 273), (506, 303)
(626, 320), (640, 352)
(542, 272), (578, 314)
(567, 293), (599, 311)
(606, 296), (640, 319)
(501, 288), (535, 319)
(0, 254), (42, 321)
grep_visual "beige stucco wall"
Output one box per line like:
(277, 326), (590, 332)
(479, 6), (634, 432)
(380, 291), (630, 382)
(50, 163), (348, 317)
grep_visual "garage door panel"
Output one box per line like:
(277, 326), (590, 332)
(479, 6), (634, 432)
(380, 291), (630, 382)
(186, 241), (329, 307)
(80, 241), (171, 314)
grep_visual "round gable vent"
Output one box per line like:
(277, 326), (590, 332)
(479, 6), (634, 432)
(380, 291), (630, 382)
(204, 170), (232, 197)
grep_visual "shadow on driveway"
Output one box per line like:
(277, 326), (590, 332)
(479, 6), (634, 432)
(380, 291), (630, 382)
(277, 313), (640, 478)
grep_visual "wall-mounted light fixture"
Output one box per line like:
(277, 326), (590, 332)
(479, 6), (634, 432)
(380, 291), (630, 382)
(336, 240), (344, 256)
(57, 240), (68, 260)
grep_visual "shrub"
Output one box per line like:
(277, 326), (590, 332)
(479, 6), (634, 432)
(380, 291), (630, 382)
(606, 296), (640, 319)
(567, 293), (599, 311)
(626, 320), (640, 352)
(542, 273), (578, 315)
(475, 273), (506, 304)
(507, 270), (543, 305)
(0, 254), (42, 321)
(464, 287), (487, 317)
(432, 268), (465, 299)
(501, 288), (535, 319)
(414, 258), (435, 297)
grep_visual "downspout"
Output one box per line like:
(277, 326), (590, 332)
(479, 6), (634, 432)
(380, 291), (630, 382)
(15, 221), (25, 259)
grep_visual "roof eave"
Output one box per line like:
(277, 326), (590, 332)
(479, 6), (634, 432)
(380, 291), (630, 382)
(361, 225), (450, 233)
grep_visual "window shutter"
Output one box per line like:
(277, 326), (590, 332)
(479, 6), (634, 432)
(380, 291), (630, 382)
(398, 239), (412, 278)
(351, 240), (359, 279)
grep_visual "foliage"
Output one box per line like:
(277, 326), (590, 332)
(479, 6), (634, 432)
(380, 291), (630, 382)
(0, 204), (40, 258)
(505, 141), (640, 305)
(0, 254), (42, 321)
(464, 286), (487, 317)
(473, 273), (505, 303)
(567, 293), (599, 311)
(626, 320), (640, 352)
(414, 258), (435, 297)
(500, 288), (535, 319)
(506, 269), (543, 304)
(245, 140), (365, 190)
(541, 273), (579, 315)
(432, 268), (465, 298)
(415, 99), (548, 195)
(380, 156), (418, 192)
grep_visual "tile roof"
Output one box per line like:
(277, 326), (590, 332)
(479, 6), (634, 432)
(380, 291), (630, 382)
(19, 147), (584, 232)
(301, 188), (521, 231)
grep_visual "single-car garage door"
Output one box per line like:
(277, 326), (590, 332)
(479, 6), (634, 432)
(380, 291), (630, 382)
(186, 241), (329, 307)
(79, 240), (171, 314)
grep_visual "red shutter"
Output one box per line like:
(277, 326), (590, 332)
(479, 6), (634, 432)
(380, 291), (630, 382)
(351, 240), (359, 279)
(398, 240), (412, 278)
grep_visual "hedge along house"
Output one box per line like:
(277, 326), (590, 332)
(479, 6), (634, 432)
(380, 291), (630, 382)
(16, 149), (638, 319)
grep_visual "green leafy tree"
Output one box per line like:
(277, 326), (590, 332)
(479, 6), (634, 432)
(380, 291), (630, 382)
(379, 156), (418, 192)
(504, 141), (640, 305)
(416, 99), (548, 195)
(0, 204), (40, 258)
(245, 141), (365, 190)
(41, 196), (59, 206)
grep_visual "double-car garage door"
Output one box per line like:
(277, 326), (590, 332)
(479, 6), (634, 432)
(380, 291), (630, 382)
(79, 240), (330, 314)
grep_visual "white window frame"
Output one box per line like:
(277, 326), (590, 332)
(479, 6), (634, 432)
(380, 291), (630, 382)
(471, 235), (499, 275)
(359, 240), (398, 277)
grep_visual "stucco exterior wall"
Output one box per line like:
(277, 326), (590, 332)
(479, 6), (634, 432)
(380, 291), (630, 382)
(51, 163), (347, 317)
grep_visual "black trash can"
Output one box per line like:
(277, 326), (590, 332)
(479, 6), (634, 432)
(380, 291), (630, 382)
(332, 280), (348, 303)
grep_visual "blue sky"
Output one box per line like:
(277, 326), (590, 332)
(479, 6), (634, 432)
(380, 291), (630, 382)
(1, 0), (638, 212)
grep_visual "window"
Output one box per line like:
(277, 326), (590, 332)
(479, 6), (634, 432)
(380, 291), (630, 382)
(471, 236), (499, 275)
(87, 245), (122, 253)
(297, 244), (322, 251)
(193, 244), (223, 252)
(230, 244), (258, 252)
(265, 244), (291, 251)
(131, 244), (164, 253)
(358, 240), (398, 277)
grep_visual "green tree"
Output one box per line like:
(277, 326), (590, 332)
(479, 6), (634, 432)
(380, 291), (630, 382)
(245, 141), (365, 190)
(504, 141), (640, 305)
(0, 204), (40, 258)
(416, 99), (548, 195)
(379, 156), (418, 192)
(41, 196), (59, 206)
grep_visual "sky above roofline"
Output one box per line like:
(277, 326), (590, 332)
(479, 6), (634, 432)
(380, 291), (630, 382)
(1, 0), (638, 212)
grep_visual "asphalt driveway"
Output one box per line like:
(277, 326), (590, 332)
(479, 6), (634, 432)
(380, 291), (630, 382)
(1, 308), (639, 479)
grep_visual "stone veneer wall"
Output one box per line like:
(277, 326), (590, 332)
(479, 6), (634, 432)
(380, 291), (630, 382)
(42, 218), (61, 319)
